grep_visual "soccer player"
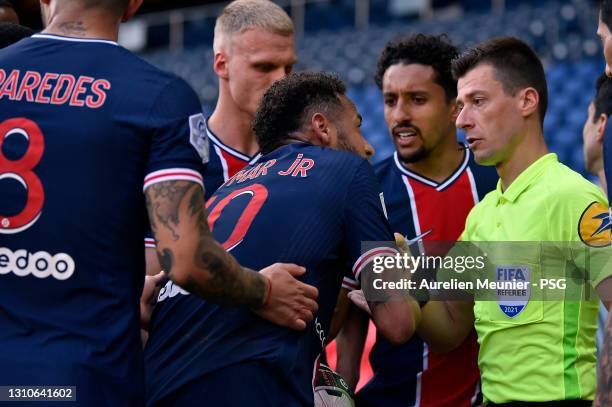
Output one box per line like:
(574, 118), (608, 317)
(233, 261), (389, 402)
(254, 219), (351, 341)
(353, 37), (612, 405)
(583, 74), (612, 407)
(583, 73), (612, 193)
(144, 0), (299, 266)
(144, 72), (419, 407)
(0, 0), (18, 24)
(0, 0), (316, 405)
(337, 33), (497, 407)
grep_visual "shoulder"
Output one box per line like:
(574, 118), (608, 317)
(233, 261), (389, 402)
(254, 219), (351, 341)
(373, 154), (397, 179)
(542, 162), (607, 207)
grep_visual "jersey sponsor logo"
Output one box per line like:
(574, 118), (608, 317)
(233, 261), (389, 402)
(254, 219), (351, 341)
(157, 280), (189, 302)
(0, 247), (75, 280)
(189, 113), (209, 165)
(496, 265), (530, 318)
(578, 201), (611, 247)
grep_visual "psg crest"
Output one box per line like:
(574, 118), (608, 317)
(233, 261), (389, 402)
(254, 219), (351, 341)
(496, 265), (530, 318)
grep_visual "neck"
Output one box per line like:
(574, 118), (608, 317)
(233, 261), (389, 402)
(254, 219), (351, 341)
(402, 132), (464, 183)
(208, 85), (259, 157)
(496, 127), (548, 191)
(598, 168), (608, 195)
(43, 9), (120, 41)
(592, 159), (608, 194)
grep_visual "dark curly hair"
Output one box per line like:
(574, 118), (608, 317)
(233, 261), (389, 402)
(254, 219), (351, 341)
(375, 34), (459, 101)
(253, 72), (346, 154)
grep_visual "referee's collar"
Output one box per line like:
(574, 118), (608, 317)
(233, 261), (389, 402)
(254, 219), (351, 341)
(494, 153), (557, 204)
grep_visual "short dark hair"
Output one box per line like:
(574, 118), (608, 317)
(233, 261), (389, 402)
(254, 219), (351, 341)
(0, 1), (13, 8)
(253, 72), (347, 154)
(0, 22), (34, 49)
(375, 33), (459, 101)
(593, 73), (612, 122)
(602, 0), (612, 29)
(451, 37), (548, 127)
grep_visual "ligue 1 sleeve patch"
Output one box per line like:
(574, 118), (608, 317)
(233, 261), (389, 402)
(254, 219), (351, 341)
(189, 113), (209, 165)
(578, 201), (611, 247)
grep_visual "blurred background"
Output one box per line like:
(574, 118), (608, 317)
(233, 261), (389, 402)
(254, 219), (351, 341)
(13, 0), (605, 175)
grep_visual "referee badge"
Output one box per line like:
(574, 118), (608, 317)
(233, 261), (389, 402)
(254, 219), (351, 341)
(496, 265), (530, 318)
(578, 201), (611, 247)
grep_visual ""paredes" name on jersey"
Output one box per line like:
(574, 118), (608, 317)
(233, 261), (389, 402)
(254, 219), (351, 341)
(0, 69), (110, 109)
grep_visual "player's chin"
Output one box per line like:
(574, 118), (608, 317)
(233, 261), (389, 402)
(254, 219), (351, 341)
(395, 145), (426, 164)
(472, 150), (497, 166)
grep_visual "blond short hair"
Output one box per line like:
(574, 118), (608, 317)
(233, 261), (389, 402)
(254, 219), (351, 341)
(213, 0), (294, 52)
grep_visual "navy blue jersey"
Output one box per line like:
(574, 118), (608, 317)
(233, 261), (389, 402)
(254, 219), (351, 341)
(205, 120), (260, 199)
(0, 34), (208, 406)
(145, 143), (396, 406)
(143, 119), (258, 248)
(356, 147), (497, 407)
(605, 120), (612, 207)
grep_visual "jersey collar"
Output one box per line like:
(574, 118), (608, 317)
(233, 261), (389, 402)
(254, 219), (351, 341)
(393, 143), (470, 191)
(205, 118), (260, 163)
(31, 33), (119, 46)
(495, 153), (558, 204)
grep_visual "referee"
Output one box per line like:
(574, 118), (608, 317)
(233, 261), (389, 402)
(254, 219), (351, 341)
(411, 37), (612, 406)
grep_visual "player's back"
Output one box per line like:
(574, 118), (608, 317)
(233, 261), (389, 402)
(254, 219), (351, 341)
(145, 143), (393, 406)
(0, 34), (205, 406)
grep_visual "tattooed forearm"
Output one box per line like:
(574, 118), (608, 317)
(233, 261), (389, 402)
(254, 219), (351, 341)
(187, 186), (266, 307)
(595, 311), (612, 406)
(145, 180), (266, 307)
(145, 181), (194, 241)
(58, 21), (87, 35)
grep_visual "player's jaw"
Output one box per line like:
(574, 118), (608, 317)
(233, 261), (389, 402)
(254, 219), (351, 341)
(392, 123), (427, 163)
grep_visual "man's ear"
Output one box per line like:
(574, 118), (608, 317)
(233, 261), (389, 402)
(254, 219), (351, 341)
(449, 100), (460, 123)
(518, 87), (539, 119)
(213, 51), (229, 80)
(311, 112), (332, 147)
(597, 113), (609, 143)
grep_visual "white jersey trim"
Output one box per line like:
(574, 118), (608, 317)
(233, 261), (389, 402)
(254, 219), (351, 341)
(143, 168), (203, 191)
(352, 246), (399, 281)
(32, 33), (119, 46)
(393, 144), (470, 191)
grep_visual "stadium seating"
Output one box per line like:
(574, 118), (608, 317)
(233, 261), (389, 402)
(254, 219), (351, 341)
(143, 0), (603, 174)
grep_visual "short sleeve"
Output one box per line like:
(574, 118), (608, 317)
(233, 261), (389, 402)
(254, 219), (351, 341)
(143, 77), (209, 191)
(343, 160), (398, 288)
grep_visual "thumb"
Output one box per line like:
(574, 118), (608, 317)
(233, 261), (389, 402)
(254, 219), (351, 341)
(280, 263), (307, 277)
(348, 290), (371, 316)
(394, 232), (406, 246)
(152, 271), (168, 286)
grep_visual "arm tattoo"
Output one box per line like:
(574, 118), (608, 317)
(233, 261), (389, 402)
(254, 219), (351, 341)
(145, 181), (266, 307)
(595, 311), (612, 406)
(145, 181), (193, 241)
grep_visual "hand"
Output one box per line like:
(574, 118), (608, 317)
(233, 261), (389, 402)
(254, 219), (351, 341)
(347, 290), (371, 316)
(253, 263), (319, 330)
(394, 232), (410, 254)
(140, 271), (168, 330)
